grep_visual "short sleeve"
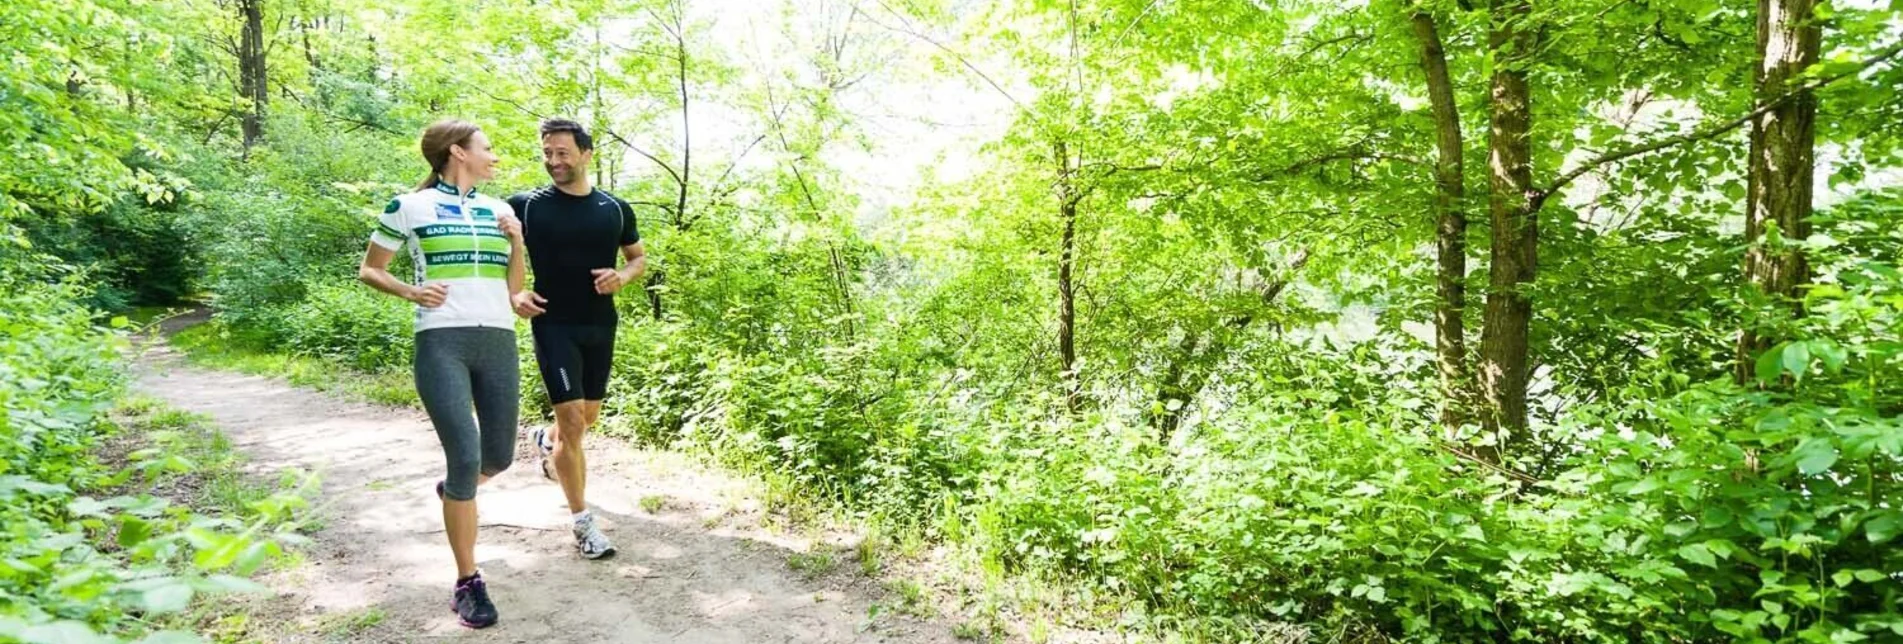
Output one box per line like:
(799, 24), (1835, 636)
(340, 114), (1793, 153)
(616, 198), (640, 245)
(370, 197), (407, 250)
(506, 192), (529, 224)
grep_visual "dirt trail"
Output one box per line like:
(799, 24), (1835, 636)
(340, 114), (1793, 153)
(132, 339), (958, 643)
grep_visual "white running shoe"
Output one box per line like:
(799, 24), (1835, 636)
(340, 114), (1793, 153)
(531, 427), (556, 481)
(573, 513), (616, 560)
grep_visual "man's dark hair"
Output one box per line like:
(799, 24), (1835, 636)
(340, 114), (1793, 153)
(539, 118), (594, 151)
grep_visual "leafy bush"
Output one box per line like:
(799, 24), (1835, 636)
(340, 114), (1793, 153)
(15, 197), (200, 311)
(276, 279), (416, 372)
(0, 264), (306, 644)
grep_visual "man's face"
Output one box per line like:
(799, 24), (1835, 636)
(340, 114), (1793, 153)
(541, 132), (592, 185)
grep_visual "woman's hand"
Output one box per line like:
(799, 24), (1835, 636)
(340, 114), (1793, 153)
(512, 290), (547, 318)
(498, 212), (523, 241)
(409, 282), (451, 308)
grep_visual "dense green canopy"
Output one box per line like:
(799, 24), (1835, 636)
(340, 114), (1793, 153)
(3, 0), (1901, 641)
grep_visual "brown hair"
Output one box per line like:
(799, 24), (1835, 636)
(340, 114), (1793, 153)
(539, 118), (593, 151)
(415, 119), (482, 191)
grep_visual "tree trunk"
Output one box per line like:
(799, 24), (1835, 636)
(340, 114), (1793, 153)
(238, 0), (268, 150)
(1735, 0), (1821, 382)
(674, 5), (691, 230)
(646, 270), (665, 320)
(1412, 8), (1471, 430)
(1153, 332), (1204, 440)
(1150, 249), (1307, 441)
(1055, 139), (1080, 413)
(828, 243), (858, 340)
(1478, 0), (1537, 456)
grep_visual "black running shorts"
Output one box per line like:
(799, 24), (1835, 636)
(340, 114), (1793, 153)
(530, 323), (615, 404)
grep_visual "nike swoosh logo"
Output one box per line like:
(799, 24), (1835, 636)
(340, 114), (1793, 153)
(596, 200), (610, 206)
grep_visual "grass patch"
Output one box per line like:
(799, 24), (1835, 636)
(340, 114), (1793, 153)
(886, 578), (933, 618)
(639, 494), (668, 514)
(786, 549), (839, 578)
(104, 395), (320, 536)
(168, 322), (417, 407)
(100, 396), (320, 643)
(313, 606), (387, 641)
(857, 528), (883, 576)
(952, 621), (989, 641)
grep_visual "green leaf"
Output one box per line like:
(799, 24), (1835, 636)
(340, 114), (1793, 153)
(1834, 569), (1855, 587)
(1756, 344), (1786, 383)
(141, 580), (194, 614)
(117, 515), (151, 549)
(1795, 438), (1838, 475)
(193, 535), (245, 571)
(1866, 512), (1902, 544)
(233, 541), (274, 576)
(65, 496), (109, 518)
(194, 574), (266, 594)
(1810, 340), (1847, 372)
(1854, 569), (1886, 583)
(20, 619), (114, 644)
(1678, 543), (1717, 568)
(1781, 342), (1811, 382)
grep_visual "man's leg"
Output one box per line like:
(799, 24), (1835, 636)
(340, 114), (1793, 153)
(576, 323), (615, 444)
(562, 323), (615, 509)
(549, 400), (589, 514)
(581, 400), (602, 430)
(531, 322), (588, 512)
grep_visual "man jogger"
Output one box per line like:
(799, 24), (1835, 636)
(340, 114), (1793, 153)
(506, 118), (647, 560)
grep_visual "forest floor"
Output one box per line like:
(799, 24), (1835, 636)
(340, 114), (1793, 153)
(131, 322), (966, 643)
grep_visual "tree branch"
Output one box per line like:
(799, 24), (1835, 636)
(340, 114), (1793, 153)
(855, 0), (1044, 131)
(627, 200), (678, 214)
(1107, 0), (1165, 52)
(1256, 146), (1424, 181)
(599, 128), (686, 188)
(1298, 31), (1372, 60)
(1544, 39), (1903, 198)
(1431, 437), (1541, 485)
(707, 133), (767, 197)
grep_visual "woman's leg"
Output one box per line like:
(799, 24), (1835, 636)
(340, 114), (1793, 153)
(415, 329), (481, 577)
(469, 328), (520, 485)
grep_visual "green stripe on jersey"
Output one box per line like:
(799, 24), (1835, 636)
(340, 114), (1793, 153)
(375, 222), (405, 239)
(419, 236), (512, 254)
(423, 264), (509, 280)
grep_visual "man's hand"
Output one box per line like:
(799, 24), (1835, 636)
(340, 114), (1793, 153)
(497, 212), (523, 241)
(408, 283), (450, 308)
(591, 268), (626, 295)
(512, 290), (547, 318)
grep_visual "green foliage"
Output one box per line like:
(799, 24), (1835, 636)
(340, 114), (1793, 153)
(271, 280), (415, 372)
(10, 0), (1903, 639)
(0, 268), (307, 644)
(168, 323), (417, 408)
(15, 197), (199, 311)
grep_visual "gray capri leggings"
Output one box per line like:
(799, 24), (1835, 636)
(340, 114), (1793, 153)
(414, 327), (519, 501)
